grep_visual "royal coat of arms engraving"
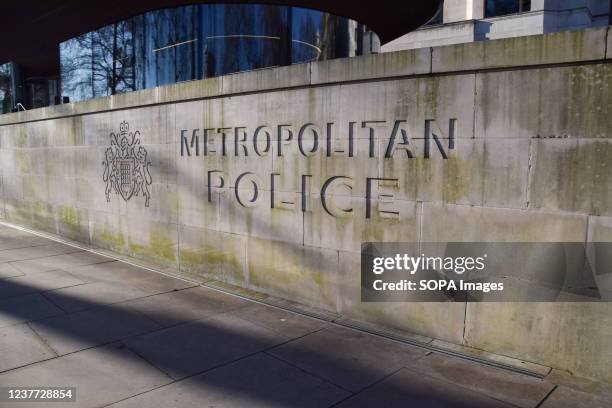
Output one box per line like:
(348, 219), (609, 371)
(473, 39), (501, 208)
(102, 121), (152, 207)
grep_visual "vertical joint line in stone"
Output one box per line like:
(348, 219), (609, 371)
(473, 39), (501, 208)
(525, 139), (534, 209)
(471, 73), (477, 139)
(308, 61), (313, 85)
(174, 104), (181, 273)
(302, 202), (305, 246)
(604, 26), (610, 60)
(462, 301), (468, 344)
(584, 215), (591, 250)
(416, 201), (423, 253)
(428, 47), (433, 74)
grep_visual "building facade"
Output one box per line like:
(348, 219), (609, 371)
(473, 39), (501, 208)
(383, 0), (611, 51)
(1, 3), (382, 113)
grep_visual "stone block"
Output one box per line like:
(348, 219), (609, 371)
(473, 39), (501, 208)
(422, 202), (587, 242)
(465, 302), (612, 383)
(246, 237), (339, 310)
(81, 111), (113, 147)
(337, 250), (466, 343)
(216, 183), (304, 245)
(72, 96), (111, 115)
(311, 47), (430, 84)
(304, 197), (418, 252)
(221, 63), (309, 95)
(529, 139), (612, 216)
(111, 87), (158, 110)
(475, 65), (612, 139)
(178, 225), (247, 285)
(433, 27), (607, 73)
(158, 77), (221, 103)
(123, 216), (179, 269)
(110, 105), (171, 145)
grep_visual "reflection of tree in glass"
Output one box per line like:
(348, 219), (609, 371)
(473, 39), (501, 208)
(92, 23), (136, 96)
(60, 34), (94, 101)
(60, 21), (136, 101)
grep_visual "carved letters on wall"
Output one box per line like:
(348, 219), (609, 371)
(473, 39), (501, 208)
(179, 119), (457, 218)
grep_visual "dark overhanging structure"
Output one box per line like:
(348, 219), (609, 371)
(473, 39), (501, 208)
(0, 1), (441, 113)
(0, 1), (441, 75)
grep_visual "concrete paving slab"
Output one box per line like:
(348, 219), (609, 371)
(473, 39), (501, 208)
(122, 286), (251, 327)
(43, 282), (151, 313)
(0, 323), (57, 372)
(0, 270), (85, 299)
(0, 235), (49, 251)
(108, 353), (350, 408)
(0, 244), (83, 262)
(268, 325), (426, 392)
(335, 367), (514, 408)
(67, 261), (195, 294)
(226, 302), (330, 339)
(0, 263), (24, 278)
(0, 343), (172, 408)
(10, 251), (112, 275)
(0, 293), (64, 327)
(408, 352), (554, 408)
(545, 369), (612, 403)
(124, 313), (289, 379)
(28, 305), (161, 355)
(540, 386), (612, 408)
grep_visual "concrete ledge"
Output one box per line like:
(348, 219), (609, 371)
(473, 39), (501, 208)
(607, 27), (612, 60)
(432, 27), (608, 73)
(310, 47), (431, 84)
(221, 63), (310, 95)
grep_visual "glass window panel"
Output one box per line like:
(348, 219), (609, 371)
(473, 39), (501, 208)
(57, 3), (380, 104)
(91, 25), (115, 97)
(113, 19), (137, 94)
(201, 4), (287, 77)
(485, 0), (529, 17)
(60, 34), (94, 102)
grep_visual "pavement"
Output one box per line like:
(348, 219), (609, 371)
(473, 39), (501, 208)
(0, 224), (611, 407)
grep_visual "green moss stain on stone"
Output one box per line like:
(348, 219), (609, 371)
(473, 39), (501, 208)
(128, 228), (176, 263)
(247, 241), (333, 308)
(180, 245), (242, 283)
(58, 206), (79, 227)
(531, 140), (612, 215)
(149, 229), (176, 261)
(170, 191), (181, 220)
(99, 230), (126, 249)
(128, 239), (145, 254)
(422, 77), (441, 117)
(32, 202), (56, 233)
(442, 143), (483, 204)
(15, 125), (27, 147)
(566, 65), (612, 139)
(15, 151), (31, 173)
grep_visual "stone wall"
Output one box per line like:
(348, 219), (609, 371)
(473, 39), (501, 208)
(0, 27), (611, 381)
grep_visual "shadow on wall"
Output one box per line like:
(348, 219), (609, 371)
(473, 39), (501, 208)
(474, 21), (493, 41)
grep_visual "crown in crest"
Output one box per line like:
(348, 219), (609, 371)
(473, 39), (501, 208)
(119, 121), (129, 135)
